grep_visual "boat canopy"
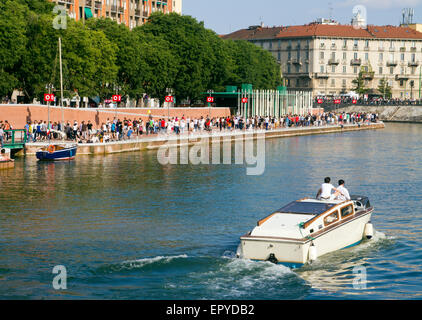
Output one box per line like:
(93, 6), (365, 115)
(277, 201), (336, 215)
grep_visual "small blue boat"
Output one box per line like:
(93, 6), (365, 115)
(36, 144), (78, 161)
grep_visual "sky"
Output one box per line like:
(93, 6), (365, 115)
(182, 0), (422, 35)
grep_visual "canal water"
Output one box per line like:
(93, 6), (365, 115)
(0, 123), (421, 299)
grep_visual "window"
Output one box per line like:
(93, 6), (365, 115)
(287, 65), (291, 73)
(354, 39), (358, 46)
(411, 53), (416, 62)
(365, 40), (369, 48)
(277, 52), (281, 61)
(331, 79), (335, 87)
(320, 65), (325, 73)
(331, 52), (336, 59)
(379, 53), (383, 61)
(342, 79), (346, 86)
(324, 210), (339, 226)
(320, 51), (325, 59)
(401, 53), (405, 61)
(390, 67), (394, 74)
(343, 52), (347, 60)
(341, 205), (354, 218)
(354, 66), (358, 74)
(331, 65), (336, 73)
(343, 66), (347, 73)
(365, 53), (369, 61)
(379, 67), (383, 75)
(354, 52), (358, 59)
(288, 51), (291, 59)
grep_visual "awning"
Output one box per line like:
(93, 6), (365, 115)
(85, 7), (93, 19)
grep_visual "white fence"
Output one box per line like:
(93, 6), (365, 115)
(237, 90), (313, 117)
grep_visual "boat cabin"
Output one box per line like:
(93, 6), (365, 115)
(251, 196), (371, 241)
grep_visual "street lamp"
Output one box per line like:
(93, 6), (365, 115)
(207, 89), (214, 117)
(45, 83), (54, 130)
(166, 88), (174, 118)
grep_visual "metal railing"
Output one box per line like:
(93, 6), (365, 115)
(2, 130), (28, 149)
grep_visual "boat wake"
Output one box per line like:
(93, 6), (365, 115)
(93, 254), (189, 274)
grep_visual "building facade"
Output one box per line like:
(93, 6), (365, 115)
(223, 20), (422, 99)
(51, 0), (182, 29)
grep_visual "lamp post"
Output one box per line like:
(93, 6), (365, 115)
(45, 83), (54, 131)
(166, 88), (174, 118)
(207, 89), (214, 117)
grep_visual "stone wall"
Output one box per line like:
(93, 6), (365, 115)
(0, 104), (231, 129)
(335, 105), (422, 122)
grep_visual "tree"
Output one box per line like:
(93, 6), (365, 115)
(61, 20), (118, 99)
(224, 39), (281, 89)
(140, 13), (233, 103)
(352, 69), (369, 95)
(378, 77), (392, 99)
(0, 0), (28, 98)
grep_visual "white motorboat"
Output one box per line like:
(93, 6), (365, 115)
(236, 195), (374, 268)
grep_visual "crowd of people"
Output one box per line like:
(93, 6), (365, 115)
(315, 96), (422, 106)
(0, 120), (13, 148)
(13, 111), (378, 144)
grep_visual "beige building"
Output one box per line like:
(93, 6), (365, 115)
(51, 0), (182, 29)
(223, 20), (422, 99)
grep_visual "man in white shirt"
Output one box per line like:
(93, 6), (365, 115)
(316, 177), (340, 200)
(335, 179), (351, 201)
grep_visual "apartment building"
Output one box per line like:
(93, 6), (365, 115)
(223, 20), (422, 99)
(52, 0), (182, 29)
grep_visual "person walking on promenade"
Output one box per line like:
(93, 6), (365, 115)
(0, 124), (4, 148)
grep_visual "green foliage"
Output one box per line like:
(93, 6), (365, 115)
(0, 0), (28, 96)
(352, 69), (368, 95)
(0, 2), (282, 105)
(378, 77), (392, 99)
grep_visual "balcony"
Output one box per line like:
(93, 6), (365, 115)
(118, 7), (125, 13)
(134, 9), (141, 16)
(408, 60), (419, 67)
(411, 47), (417, 52)
(291, 59), (302, 65)
(350, 58), (362, 66)
(328, 58), (340, 65)
(353, 45), (359, 51)
(314, 73), (329, 79)
(361, 71), (375, 80)
(389, 47), (395, 52)
(85, 0), (93, 6)
(387, 60), (398, 66)
(395, 74), (409, 81)
(400, 47), (406, 52)
(95, 2), (102, 9)
(110, 5), (117, 12)
(378, 47), (385, 51)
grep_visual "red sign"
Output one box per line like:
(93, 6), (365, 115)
(241, 97), (248, 103)
(317, 99), (323, 104)
(165, 96), (174, 103)
(112, 95), (122, 102)
(44, 94), (55, 102)
(334, 99), (341, 104)
(352, 99), (357, 104)
(206, 96), (214, 103)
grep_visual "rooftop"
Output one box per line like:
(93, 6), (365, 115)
(222, 23), (422, 41)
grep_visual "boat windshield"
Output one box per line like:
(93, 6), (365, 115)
(277, 201), (336, 215)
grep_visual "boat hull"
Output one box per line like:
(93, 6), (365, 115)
(0, 159), (14, 170)
(36, 146), (77, 161)
(239, 209), (373, 265)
